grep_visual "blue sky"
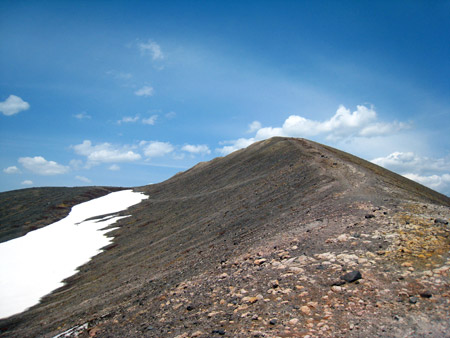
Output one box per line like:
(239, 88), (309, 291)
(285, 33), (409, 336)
(1, 0), (449, 195)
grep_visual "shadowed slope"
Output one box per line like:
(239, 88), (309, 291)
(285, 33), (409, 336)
(1, 137), (449, 338)
(0, 186), (125, 243)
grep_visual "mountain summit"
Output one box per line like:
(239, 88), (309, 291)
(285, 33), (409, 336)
(1, 137), (449, 337)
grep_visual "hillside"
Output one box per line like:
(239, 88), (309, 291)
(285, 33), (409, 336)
(1, 137), (449, 338)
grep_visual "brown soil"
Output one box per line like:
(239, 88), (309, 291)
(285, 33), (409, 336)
(0, 137), (449, 338)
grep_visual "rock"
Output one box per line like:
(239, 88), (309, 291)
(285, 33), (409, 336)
(186, 305), (194, 311)
(331, 280), (346, 286)
(242, 296), (259, 304)
(269, 318), (277, 325)
(191, 331), (203, 337)
(300, 305), (311, 315)
(434, 218), (448, 225)
(341, 270), (362, 283)
(288, 318), (299, 325)
(254, 258), (267, 265)
(419, 291), (432, 298)
(409, 296), (418, 304)
(331, 286), (343, 292)
(337, 234), (349, 242)
(365, 214), (375, 219)
(212, 329), (225, 335)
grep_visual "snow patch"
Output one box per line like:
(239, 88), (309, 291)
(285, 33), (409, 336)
(0, 189), (148, 319)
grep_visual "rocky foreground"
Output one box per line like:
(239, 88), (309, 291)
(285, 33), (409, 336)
(1, 137), (449, 338)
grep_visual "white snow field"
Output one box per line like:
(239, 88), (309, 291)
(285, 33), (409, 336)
(0, 189), (148, 319)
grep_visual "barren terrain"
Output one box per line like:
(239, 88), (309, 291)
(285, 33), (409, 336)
(1, 137), (449, 337)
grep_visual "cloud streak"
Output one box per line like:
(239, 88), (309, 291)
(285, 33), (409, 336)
(135, 86), (154, 97)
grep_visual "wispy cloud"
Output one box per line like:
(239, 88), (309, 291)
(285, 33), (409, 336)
(247, 121), (262, 133)
(73, 140), (141, 165)
(21, 180), (33, 186)
(142, 114), (158, 125)
(18, 156), (69, 175)
(74, 112), (91, 120)
(75, 175), (91, 183)
(3, 166), (20, 174)
(135, 86), (154, 97)
(118, 115), (139, 124)
(181, 144), (211, 155)
(138, 40), (164, 60)
(140, 141), (174, 158)
(0, 95), (30, 116)
(109, 164), (120, 171)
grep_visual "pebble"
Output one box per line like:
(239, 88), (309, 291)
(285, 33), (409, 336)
(269, 318), (277, 325)
(300, 305), (311, 315)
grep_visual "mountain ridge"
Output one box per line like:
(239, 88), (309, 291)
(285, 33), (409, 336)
(1, 137), (449, 338)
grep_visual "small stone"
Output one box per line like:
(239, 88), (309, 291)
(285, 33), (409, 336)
(254, 258), (267, 265)
(365, 214), (375, 219)
(331, 285), (343, 292)
(409, 296), (418, 304)
(212, 329), (225, 335)
(269, 318), (277, 325)
(186, 305), (194, 311)
(331, 280), (346, 286)
(341, 270), (362, 283)
(420, 291), (432, 298)
(434, 218), (449, 225)
(288, 318), (299, 325)
(191, 331), (203, 337)
(300, 305), (311, 315)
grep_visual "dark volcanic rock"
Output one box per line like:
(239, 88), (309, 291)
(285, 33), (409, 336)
(341, 270), (362, 283)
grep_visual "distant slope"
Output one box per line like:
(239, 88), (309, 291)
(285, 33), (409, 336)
(1, 137), (449, 338)
(0, 186), (125, 243)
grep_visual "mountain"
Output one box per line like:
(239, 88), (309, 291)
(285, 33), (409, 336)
(1, 137), (449, 337)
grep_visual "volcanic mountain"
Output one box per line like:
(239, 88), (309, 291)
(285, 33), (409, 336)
(1, 137), (449, 338)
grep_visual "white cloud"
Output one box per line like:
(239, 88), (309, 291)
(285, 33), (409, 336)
(247, 121), (262, 133)
(217, 105), (410, 155)
(372, 152), (450, 196)
(139, 40), (164, 60)
(21, 180), (33, 186)
(75, 175), (91, 183)
(73, 140), (141, 165)
(109, 164), (120, 171)
(3, 166), (20, 174)
(403, 173), (450, 195)
(372, 152), (450, 175)
(74, 112), (91, 120)
(140, 141), (174, 158)
(216, 138), (256, 156)
(135, 86), (154, 97)
(0, 95), (30, 116)
(18, 156), (69, 175)
(181, 144), (211, 155)
(118, 115), (139, 124)
(142, 114), (158, 125)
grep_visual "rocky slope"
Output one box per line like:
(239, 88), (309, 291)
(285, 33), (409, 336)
(1, 137), (449, 338)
